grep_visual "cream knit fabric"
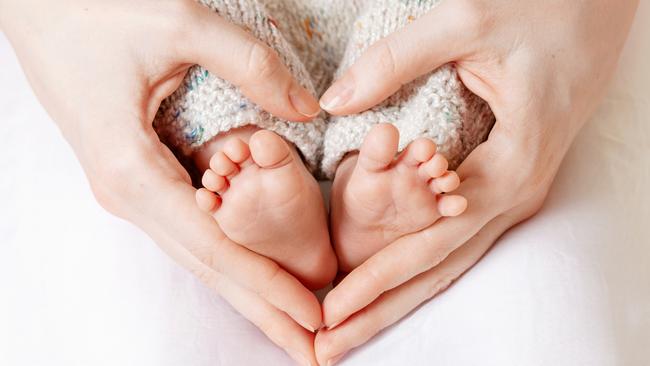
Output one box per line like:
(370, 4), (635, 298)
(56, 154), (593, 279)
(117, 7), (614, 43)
(153, 0), (495, 178)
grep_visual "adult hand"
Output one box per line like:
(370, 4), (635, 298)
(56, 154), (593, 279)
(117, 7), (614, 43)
(0, 0), (321, 364)
(315, 0), (639, 363)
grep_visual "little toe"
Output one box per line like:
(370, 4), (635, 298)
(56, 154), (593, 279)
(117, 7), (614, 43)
(437, 195), (468, 217)
(418, 154), (449, 180)
(399, 138), (436, 167)
(358, 123), (399, 172)
(430, 171), (460, 193)
(222, 137), (251, 165)
(202, 170), (228, 193)
(248, 130), (293, 169)
(196, 188), (222, 212)
(209, 151), (239, 177)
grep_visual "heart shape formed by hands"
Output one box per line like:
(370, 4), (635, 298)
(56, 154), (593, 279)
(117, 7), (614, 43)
(2, 0), (636, 364)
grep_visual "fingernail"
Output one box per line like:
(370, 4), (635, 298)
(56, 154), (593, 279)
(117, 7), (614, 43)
(319, 79), (354, 111)
(289, 87), (321, 118)
(297, 318), (316, 333)
(287, 348), (312, 366)
(326, 320), (342, 330)
(326, 352), (347, 366)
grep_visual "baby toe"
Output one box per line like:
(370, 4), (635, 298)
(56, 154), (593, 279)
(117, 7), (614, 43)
(437, 195), (467, 217)
(196, 188), (222, 213)
(430, 171), (460, 193)
(358, 123), (399, 172)
(418, 153), (449, 180)
(249, 130), (293, 169)
(400, 138), (436, 166)
(202, 169), (228, 193)
(209, 151), (239, 177)
(222, 137), (251, 165)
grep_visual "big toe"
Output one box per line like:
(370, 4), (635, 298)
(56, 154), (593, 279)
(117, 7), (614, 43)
(248, 130), (293, 169)
(358, 123), (399, 172)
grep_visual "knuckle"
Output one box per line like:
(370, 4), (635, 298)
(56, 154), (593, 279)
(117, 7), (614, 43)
(89, 169), (129, 216)
(88, 152), (144, 216)
(505, 156), (554, 205)
(425, 274), (455, 299)
(357, 307), (384, 336)
(420, 232), (453, 267)
(371, 39), (400, 80)
(428, 249), (450, 268)
(516, 176), (547, 202)
(244, 42), (282, 83)
(259, 320), (289, 348)
(486, 131), (557, 207)
(189, 244), (221, 273)
(189, 265), (220, 289)
(258, 262), (282, 299)
(88, 178), (119, 215)
(157, 0), (197, 41)
(360, 262), (386, 290)
(452, 0), (492, 37)
(420, 228), (440, 248)
(515, 187), (549, 218)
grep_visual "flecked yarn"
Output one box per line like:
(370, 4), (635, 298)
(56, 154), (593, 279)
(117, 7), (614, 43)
(153, 0), (495, 178)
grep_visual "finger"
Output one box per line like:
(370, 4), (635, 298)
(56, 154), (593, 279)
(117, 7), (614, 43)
(322, 176), (496, 328)
(106, 139), (323, 332)
(150, 179), (323, 332)
(316, 214), (515, 365)
(217, 275), (318, 366)
(150, 230), (317, 366)
(92, 113), (323, 330)
(321, 129), (533, 329)
(180, 1), (320, 121)
(319, 0), (472, 115)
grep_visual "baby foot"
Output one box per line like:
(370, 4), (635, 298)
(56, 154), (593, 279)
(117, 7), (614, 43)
(330, 124), (467, 272)
(195, 129), (337, 290)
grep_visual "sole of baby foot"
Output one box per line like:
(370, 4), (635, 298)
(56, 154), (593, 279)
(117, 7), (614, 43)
(195, 128), (337, 290)
(330, 123), (467, 272)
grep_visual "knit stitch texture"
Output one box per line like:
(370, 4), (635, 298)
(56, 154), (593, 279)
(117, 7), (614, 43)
(153, 0), (495, 178)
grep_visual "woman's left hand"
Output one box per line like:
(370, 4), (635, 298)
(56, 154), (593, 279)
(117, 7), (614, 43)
(314, 0), (639, 364)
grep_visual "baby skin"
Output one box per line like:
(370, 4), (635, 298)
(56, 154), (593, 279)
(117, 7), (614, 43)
(194, 126), (337, 290)
(330, 124), (468, 272)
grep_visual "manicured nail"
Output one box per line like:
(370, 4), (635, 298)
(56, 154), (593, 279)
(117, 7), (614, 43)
(319, 79), (354, 111)
(289, 87), (321, 118)
(287, 348), (312, 366)
(326, 320), (342, 330)
(326, 352), (347, 366)
(297, 318), (316, 333)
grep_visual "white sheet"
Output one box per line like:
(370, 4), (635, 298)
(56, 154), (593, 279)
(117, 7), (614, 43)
(1, 3), (649, 365)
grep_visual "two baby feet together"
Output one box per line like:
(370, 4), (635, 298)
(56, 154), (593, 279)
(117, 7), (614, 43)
(194, 124), (467, 290)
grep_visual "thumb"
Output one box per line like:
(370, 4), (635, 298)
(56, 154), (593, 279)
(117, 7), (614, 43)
(320, 0), (472, 115)
(178, 2), (320, 122)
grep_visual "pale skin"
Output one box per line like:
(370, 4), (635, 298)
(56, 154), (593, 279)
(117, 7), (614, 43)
(0, 0), (639, 366)
(0, 0), (324, 364)
(330, 123), (467, 272)
(315, 0), (639, 364)
(193, 123), (466, 284)
(193, 126), (339, 290)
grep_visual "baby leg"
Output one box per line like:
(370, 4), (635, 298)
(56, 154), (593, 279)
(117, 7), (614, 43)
(325, 0), (495, 271)
(154, 0), (336, 289)
(195, 126), (336, 290)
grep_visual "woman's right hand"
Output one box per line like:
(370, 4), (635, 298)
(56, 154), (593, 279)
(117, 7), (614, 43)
(0, 0), (321, 364)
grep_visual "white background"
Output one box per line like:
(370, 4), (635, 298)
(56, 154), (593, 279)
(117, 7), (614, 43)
(1, 3), (649, 365)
